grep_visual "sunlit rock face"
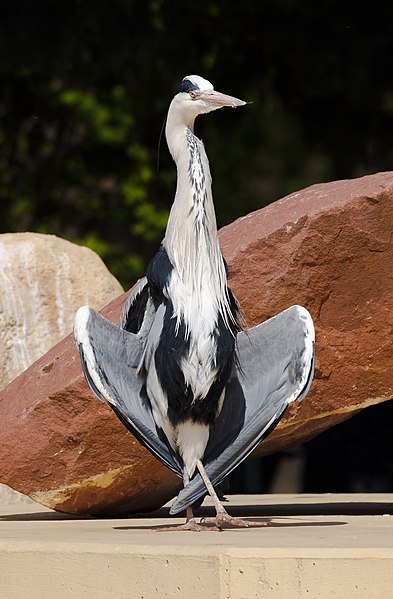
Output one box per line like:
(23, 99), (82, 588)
(219, 172), (393, 457)
(0, 172), (393, 515)
(0, 233), (123, 389)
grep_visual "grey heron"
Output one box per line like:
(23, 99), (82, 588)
(74, 75), (315, 531)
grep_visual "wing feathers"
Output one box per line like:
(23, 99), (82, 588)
(75, 299), (314, 514)
(170, 305), (314, 514)
(74, 304), (183, 477)
(120, 277), (148, 332)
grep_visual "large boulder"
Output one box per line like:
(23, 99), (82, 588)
(1, 172), (393, 515)
(220, 172), (393, 455)
(0, 233), (123, 389)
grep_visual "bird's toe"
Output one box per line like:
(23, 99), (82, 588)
(202, 508), (269, 529)
(157, 518), (222, 532)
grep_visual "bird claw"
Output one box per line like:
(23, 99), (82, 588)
(200, 509), (269, 529)
(157, 518), (221, 532)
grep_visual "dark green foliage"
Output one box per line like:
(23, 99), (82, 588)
(2, 1), (393, 287)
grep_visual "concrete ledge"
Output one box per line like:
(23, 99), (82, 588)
(1, 494), (393, 598)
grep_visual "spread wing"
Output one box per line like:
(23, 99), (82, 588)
(170, 305), (315, 514)
(73, 286), (183, 478)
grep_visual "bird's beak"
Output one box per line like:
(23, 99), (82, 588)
(199, 90), (246, 109)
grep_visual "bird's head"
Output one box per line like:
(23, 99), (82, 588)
(171, 75), (246, 125)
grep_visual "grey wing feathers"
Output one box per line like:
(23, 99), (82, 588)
(170, 305), (315, 515)
(74, 304), (183, 477)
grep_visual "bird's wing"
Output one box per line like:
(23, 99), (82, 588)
(120, 276), (149, 332)
(74, 302), (183, 477)
(170, 305), (315, 514)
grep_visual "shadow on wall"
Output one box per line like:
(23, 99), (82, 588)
(229, 400), (393, 494)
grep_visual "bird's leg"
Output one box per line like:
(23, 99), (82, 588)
(197, 460), (268, 529)
(178, 472), (203, 530)
(185, 506), (194, 523)
(158, 471), (218, 532)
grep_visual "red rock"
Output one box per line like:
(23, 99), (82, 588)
(1, 172), (393, 515)
(220, 171), (393, 456)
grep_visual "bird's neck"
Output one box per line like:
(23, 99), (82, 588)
(164, 107), (220, 269)
(163, 107), (230, 333)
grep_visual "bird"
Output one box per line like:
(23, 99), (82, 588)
(74, 75), (315, 531)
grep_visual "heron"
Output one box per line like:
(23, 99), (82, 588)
(74, 75), (315, 531)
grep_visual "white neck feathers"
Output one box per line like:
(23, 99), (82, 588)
(163, 105), (232, 336)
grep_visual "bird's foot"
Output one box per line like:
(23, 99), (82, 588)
(157, 518), (221, 532)
(201, 508), (269, 529)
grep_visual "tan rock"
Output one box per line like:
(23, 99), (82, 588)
(0, 172), (392, 515)
(0, 233), (123, 389)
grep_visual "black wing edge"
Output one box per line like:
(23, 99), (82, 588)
(120, 277), (149, 332)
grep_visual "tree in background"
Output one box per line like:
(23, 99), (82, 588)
(1, 0), (393, 287)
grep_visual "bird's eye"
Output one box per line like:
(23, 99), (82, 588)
(189, 91), (196, 100)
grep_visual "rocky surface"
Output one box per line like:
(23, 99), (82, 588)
(0, 233), (123, 390)
(0, 483), (38, 505)
(1, 172), (392, 515)
(220, 172), (393, 457)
